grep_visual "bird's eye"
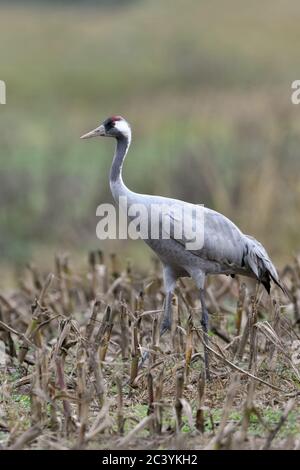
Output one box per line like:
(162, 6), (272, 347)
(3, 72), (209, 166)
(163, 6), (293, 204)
(105, 121), (114, 131)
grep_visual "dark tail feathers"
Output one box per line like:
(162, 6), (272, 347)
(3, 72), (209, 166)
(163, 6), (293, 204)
(244, 235), (290, 298)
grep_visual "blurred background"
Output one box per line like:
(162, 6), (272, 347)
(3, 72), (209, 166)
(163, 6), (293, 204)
(0, 0), (300, 285)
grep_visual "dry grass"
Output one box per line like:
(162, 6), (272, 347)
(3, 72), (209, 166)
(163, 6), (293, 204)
(0, 251), (300, 450)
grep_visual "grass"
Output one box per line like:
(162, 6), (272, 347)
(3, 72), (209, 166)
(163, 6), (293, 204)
(3, 381), (300, 446)
(5, 392), (300, 441)
(11, 394), (31, 411)
(204, 407), (300, 438)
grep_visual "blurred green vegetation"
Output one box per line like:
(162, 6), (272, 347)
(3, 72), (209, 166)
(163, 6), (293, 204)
(0, 0), (300, 272)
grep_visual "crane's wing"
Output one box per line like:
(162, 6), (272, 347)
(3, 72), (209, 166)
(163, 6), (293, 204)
(160, 202), (245, 269)
(158, 201), (288, 296)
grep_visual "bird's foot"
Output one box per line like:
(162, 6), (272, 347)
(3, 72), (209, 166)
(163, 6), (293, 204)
(159, 326), (168, 337)
(160, 318), (171, 337)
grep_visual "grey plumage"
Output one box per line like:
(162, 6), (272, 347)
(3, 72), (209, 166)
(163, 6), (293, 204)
(81, 115), (286, 379)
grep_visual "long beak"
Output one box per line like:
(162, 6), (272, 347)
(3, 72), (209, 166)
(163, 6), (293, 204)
(80, 124), (105, 139)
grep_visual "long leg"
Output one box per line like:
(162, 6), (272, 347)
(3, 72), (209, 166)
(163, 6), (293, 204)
(186, 270), (210, 379)
(160, 266), (177, 336)
(160, 291), (173, 336)
(200, 289), (210, 381)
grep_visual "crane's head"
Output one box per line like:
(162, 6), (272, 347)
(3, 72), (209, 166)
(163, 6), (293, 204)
(80, 116), (131, 141)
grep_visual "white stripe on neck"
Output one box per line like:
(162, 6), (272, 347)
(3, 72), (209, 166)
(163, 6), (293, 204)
(115, 120), (132, 144)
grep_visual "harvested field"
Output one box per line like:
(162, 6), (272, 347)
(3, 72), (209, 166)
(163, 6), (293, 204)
(0, 252), (300, 450)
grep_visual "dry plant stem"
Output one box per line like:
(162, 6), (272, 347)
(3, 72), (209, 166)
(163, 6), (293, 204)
(206, 374), (240, 449)
(235, 309), (250, 361)
(177, 300), (184, 353)
(98, 259), (108, 296)
(116, 375), (124, 435)
(291, 258), (300, 325)
(118, 415), (154, 448)
(200, 290), (210, 381)
(249, 294), (258, 373)
(210, 325), (231, 343)
(154, 367), (164, 434)
(85, 415), (112, 442)
(31, 349), (49, 426)
(185, 315), (193, 378)
(86, 299), (101, 341)
(150, 316), (159, 366)
(26, 263), (42, 291)
(49, 397), (59, 431)
(55, 256), (71, 315)
(110, 253), (120, 279)
(178, 279), (195, 310)
(18, 273), (54, 364)
(0, 250), (297, 450)
(130, 322), (140, 386)
(135, 291), (144, 346)
(89, 250), (108, 297)
(38, 273), (54, 304)
(82, 400), (112, 444)
(256, 321), (300, 381)
(99, 315), (114, 362)
(174, 369), (184, 432)
(90, 345), (106, 407)
(1, 326), (16, 363)
(9, 425), (41, 450)
(263, 399), (295, 449)
(196, 371), (206, 433)
(206, 285), (222, 322)
(94, 306), (111, 345)
(147, 372), (155, 433)
(195, 329), (287, 393)
(77, 346), (88, 448)
(0, 319), (36, 349)
(11, 373), (34, 389)
(238, 378), (256, 444)
(55, 355), (74, 434)
(268, 300), (280, 372)
(236, 282), (246, 336)
(120, 304), (129, 361)
(88, 251), (97, 297)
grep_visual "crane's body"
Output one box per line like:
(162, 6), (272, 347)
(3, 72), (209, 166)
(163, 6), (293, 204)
(81, 115), (286, 379)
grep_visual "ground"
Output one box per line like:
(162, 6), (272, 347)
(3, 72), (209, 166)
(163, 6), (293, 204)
(0, 252), (300, 450)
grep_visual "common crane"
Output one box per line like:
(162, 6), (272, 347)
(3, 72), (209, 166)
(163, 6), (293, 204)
(81, 116), (286, 380)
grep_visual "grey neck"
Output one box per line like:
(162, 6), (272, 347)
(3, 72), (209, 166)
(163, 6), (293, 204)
(109, 135), (131, 201)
